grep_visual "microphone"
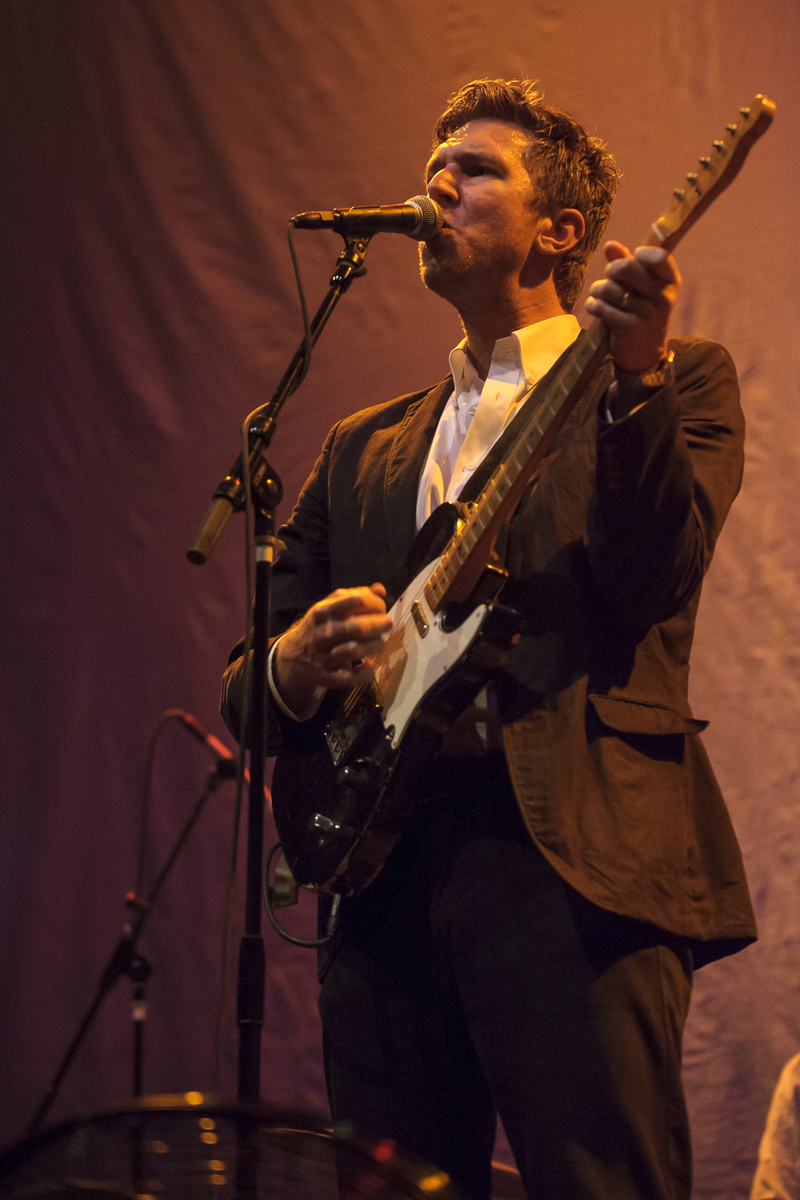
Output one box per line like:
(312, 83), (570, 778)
(291, 194), (443, 241)
(168, 708), (234, 764)
(168, 708), (271, 799)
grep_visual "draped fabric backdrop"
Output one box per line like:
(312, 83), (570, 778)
(1, 2), (797, 1196)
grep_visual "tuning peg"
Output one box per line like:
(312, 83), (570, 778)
(673, 188), (685, 200)
(686, 172), (698, 183)
(699, 156), (711, 168)
(740, 106), (751, 118)
(713, 140), (726, 151)
(726, 123), (738, 133)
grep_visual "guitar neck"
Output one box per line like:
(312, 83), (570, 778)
(424, 320), (609, 609)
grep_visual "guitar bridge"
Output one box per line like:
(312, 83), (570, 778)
(324, 684), (383, 767)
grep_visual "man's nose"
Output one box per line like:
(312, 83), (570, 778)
(427, 169), (458, 206)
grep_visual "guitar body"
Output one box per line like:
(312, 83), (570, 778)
(271, 549), (520, 895)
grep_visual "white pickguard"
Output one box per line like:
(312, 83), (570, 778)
(371, 559), (487, 750)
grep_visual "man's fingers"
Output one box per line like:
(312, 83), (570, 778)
(308, 583), (392, 655)
(587, 243), (680, 321)
(325, 631), (388, 664)
(603, 239), (633, 264)
(275, 583), (392, 699)
(315, 649), (383, 689)
(585, 240), (681, 374)
(314, 616), (392, 657)
(631, 246), (682, 285)
(312, 585), (389, 624)
(604, 246), (680, 296)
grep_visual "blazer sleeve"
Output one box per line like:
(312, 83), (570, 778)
(220, 426), (338, 751)
(587, 336), (744, 630)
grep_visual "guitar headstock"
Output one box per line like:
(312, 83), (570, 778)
(647, 94), (776, 252)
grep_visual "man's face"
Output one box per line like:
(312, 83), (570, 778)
(419, 118), (542, 306)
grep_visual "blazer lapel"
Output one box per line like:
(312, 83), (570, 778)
(383, 376), (453, 567)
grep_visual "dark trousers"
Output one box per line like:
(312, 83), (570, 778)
(319, 755), (693, 1200)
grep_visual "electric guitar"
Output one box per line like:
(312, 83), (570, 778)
(271, 95), (775, 896)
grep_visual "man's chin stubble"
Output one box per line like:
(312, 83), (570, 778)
(418, 252), (473, 306)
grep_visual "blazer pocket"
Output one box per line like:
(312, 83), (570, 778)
(587, 693), (708, 736)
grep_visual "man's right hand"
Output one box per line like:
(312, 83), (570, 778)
(272, 583), (392, 716)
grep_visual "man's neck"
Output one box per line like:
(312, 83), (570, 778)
(461, 288), (570, 379)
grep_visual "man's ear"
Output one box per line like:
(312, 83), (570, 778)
(534, 208), (585, 256)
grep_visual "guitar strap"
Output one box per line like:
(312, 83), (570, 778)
(456, 335), (614, 512)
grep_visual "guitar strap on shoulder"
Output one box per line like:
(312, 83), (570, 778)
(457, 341), (614, 509)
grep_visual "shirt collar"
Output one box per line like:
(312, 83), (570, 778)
(449, 313), (582, 398)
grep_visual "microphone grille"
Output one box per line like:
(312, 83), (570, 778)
(405, 194), (444, 240)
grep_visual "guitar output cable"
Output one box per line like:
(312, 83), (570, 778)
(262, 841), (341, 947)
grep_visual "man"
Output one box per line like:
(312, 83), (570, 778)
(222, 80), (756, 1200)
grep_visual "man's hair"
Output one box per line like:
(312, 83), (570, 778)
(433, 79), (618, 311)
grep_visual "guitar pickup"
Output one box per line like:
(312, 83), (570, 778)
(411, 600), (429, 637)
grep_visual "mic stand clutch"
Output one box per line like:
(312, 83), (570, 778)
(187, 234), (374, 1105)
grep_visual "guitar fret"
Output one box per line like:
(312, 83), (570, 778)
(427, 576), (445, 603)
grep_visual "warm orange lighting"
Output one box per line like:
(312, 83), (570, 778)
(184, 1091), (204, 1106)
(201, 1132), (219, 1145)
(418, 1171), (451, 1192)
(199, 1118), (216, 1131)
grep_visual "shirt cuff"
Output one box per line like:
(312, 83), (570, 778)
(267, 639), (326, 723)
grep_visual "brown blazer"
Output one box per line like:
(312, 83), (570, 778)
(222, 335), (757, 965)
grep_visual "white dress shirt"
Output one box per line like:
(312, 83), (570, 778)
(416, 314), (581, 530)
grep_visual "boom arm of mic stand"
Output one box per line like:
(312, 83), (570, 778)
(187, 233), (372, 565)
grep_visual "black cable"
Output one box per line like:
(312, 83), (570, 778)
(262, 842), (340, 948)
(287, 220), (313, 388)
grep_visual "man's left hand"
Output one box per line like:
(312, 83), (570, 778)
(585, 241), (681, 373)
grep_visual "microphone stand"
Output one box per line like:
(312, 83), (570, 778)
(186, 233), (373, 1103)
(26, 761), (237, 1136)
